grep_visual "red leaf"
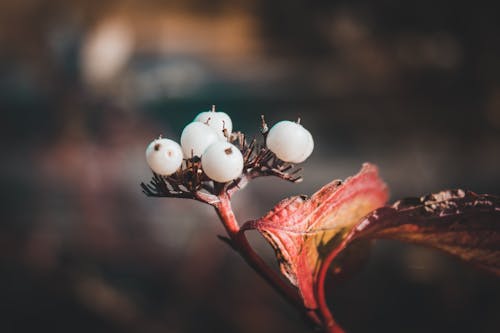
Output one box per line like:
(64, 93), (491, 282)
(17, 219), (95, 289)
(242, 163), (389, 309)
(349, 189), (500, 275)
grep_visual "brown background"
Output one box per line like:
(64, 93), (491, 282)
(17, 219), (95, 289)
(1, 1), (499, 332)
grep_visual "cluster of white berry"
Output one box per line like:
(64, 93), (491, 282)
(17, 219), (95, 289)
(145, 107), (314, 183)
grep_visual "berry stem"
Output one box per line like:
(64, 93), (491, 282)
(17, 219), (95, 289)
(214, 192), (323, 329)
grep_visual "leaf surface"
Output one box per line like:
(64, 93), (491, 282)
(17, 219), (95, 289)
(349, 189), (500, 275)
(242, 163), (389, 308)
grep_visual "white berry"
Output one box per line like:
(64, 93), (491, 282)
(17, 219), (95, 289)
(266, 120), (312, 163)
(180, 122), (219, 158)
(194, 109), (232, 140)
(290, 128), (314, 163)
(145, 138), (183, 176)
(201, 142), (244, 183)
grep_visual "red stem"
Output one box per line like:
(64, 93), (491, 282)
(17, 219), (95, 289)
(214, 192), (323, 328)
(315, 236), (351, 333)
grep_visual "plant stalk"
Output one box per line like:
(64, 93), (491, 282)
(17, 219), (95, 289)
(214, 192), (323, 329)
(315, 237), (350, 333)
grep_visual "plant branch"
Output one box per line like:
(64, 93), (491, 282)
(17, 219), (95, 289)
(315, 237), (351, 333)
(214, 192), (323, 329)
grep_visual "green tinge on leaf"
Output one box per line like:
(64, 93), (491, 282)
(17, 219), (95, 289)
(243, 163), (389, 309)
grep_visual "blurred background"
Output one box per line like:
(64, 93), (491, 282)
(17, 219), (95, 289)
(1, 1), (499, 332)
